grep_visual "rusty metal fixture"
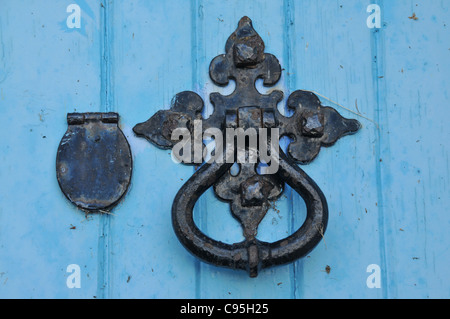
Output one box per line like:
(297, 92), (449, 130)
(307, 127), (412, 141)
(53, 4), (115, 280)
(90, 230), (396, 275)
(56, 112), (132, 212)
(134, 17), (360, 277)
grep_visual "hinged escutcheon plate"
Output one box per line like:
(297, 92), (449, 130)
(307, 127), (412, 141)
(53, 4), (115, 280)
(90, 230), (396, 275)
(56, 112), (132, 212)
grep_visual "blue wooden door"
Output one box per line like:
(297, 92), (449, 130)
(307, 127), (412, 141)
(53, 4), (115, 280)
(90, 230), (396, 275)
(0, 0), (448, 299)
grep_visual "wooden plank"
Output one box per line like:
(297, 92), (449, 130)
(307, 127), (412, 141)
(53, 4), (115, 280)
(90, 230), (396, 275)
(286, 0), (384, 298)
(105, 0), (199, 298)
(0, 0), (104, 298)
(189, 0), (296, 298)
(373, 1), (450, 298)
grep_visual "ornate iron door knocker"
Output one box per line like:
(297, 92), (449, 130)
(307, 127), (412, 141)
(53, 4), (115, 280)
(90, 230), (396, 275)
(134, 17), (360, 277)
(56, 112), (132, 212)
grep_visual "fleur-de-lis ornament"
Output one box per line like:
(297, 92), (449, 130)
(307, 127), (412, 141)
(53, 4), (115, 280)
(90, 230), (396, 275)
(134, 17), (360, 277)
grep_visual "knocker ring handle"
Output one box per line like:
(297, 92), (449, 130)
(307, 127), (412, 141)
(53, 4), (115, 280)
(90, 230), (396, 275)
(172, 150), (328, 277)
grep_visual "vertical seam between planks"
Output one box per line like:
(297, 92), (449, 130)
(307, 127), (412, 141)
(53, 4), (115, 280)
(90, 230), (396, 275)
(370, 0), (390, 299)
(98, 0), (114, 299)
(283, 0), (300, 299)
(191, 0), (202, 299)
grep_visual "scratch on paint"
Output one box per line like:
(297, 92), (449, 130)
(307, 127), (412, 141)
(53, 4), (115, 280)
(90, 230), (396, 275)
(306, 90), (380, 129)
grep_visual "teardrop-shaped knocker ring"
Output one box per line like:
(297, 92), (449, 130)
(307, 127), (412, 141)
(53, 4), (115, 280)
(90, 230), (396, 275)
(171, 150), (328, 277)
(133, 17), (360, 277)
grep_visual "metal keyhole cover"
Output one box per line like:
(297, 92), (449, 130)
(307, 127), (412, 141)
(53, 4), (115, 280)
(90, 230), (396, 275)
(134, 17), (360, 277)
(56, 112), (132, 212)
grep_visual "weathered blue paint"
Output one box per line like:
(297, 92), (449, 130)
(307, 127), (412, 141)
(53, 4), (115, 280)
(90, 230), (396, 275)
(0, 0), (448, 299)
